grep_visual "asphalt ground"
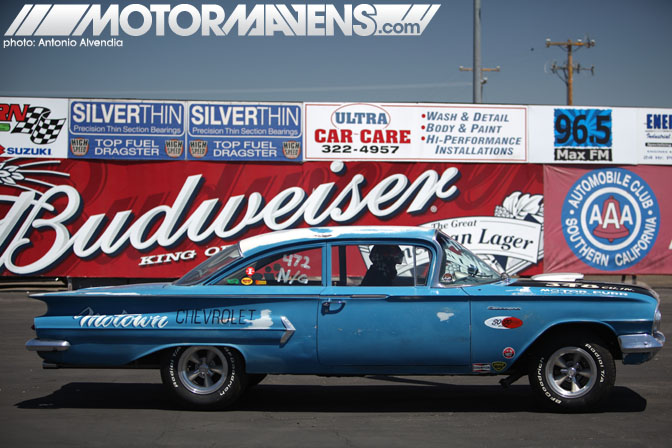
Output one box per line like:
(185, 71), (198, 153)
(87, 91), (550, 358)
(0, 287), (671, 448)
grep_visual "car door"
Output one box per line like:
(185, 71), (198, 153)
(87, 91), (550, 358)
(317, 242), (471, 367)
(208, 244), (326, 372)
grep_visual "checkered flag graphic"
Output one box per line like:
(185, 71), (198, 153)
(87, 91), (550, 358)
(11, 107), (66, 144)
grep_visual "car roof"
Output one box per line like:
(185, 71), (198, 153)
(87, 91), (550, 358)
(238, 226), (437, 257)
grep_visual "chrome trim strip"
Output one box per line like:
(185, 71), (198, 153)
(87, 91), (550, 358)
(618, 332), (665, 354)
(280, 316), (296, 346)
(26, 338), (70, 352)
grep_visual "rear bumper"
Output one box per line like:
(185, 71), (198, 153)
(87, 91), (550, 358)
(26, 338), (71, 352)
(618, 331), (665, 365)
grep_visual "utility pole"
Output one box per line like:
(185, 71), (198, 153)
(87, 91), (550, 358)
(546, 37), (595, 105)
(473, 0), (482, 103)
(460, 66), (501, 100)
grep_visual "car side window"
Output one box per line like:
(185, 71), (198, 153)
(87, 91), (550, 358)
(217, 247), (322, 286)
(331, 244), (431, 287)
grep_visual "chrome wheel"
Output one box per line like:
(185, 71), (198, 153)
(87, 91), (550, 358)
(545, 346), (597, 399)
(177, 346), (229, 395)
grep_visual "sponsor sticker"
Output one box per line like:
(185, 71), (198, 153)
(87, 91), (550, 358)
(492, 361), (507, 372)
(502, 347), (515, 359)
(165, 139), (184, 158)
(189, 139), (207, 158)
(70, 137), (89, 156)
(562, 168), (660, 270)
(283, 141), (301, 159)
(241, 277), (253, 286)
(472, 363), (491, 373)
(484, 316), (523, 330)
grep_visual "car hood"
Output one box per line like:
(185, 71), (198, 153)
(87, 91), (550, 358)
(508, 278), (658, 300)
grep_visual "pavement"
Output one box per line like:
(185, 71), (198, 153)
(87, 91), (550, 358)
(0, 286), (671, 447)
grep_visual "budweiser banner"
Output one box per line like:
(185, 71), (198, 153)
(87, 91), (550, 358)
(544, 165), (672, 274)
(0, 159), (543, 278)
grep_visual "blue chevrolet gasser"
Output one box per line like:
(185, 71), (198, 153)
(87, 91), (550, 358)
(27, 226), (664, 411)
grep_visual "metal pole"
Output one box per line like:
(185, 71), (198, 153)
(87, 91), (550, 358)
(567, 41), (573, 105)
(473, 0), (482, 103)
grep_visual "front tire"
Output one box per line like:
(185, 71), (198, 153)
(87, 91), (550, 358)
(528, 337), (615, 412)
(161, 346), (246, 410)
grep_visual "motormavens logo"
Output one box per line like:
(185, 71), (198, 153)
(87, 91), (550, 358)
(4, 3), (440, 47)
(562, 168), (659, 270)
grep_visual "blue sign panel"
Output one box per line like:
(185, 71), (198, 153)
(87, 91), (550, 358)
(187, 103), (302, 162)
(553, 108), (613, 162)
(68, 100), (186, 160)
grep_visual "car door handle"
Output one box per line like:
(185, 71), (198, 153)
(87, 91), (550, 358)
(321, 300), (346, 315)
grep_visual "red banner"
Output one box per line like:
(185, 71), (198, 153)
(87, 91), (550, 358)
(0, 159), (543, 278)
(544, 165), (672, 274)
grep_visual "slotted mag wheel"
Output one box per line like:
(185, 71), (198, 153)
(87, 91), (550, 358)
(545, 346), (597, 399)
(177, 346), (229, 395)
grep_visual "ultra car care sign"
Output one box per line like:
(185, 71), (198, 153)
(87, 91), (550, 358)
(68, 99), (186, 160)
(304, 102), (527, 162)
(1, 97), (68, 159)
(187, 102), (302, 162)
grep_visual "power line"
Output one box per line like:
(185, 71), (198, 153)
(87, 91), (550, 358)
(546, 37), (596, 105)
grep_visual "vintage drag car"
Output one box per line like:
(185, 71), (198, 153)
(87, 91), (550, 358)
(27, 226), (664, 411)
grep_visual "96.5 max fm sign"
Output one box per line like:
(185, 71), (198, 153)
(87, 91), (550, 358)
(529, 106), (637, 164)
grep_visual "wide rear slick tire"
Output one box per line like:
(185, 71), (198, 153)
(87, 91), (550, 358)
(528, 337), (615, 412)
(161, 346), (246, 410)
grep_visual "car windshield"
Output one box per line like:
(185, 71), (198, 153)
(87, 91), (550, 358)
(437, 231), (502, 285)
(175, 245), (241, 286)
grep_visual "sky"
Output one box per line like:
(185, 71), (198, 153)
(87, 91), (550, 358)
(1, 0), (671, 108)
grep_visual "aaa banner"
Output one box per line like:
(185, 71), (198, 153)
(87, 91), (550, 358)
(544, 165), (672, 273)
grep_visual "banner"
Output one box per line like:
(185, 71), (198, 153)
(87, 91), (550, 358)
(1, 97), (69, 159)
(187, 102), (302, 162)
(68, 99), (186, 160)
(544, 165), (672, 274)
(638, 109), (672, 164)
(529, 106), (637, 164)
(304, 102), (528, 163)
(0, 159), (543, 278)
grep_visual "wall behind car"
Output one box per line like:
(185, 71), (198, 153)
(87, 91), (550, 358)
(1, 98), (670, 277)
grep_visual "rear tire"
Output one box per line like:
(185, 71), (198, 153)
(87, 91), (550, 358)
(528, 337), (615, 412)
(161, 346), (246, 410)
